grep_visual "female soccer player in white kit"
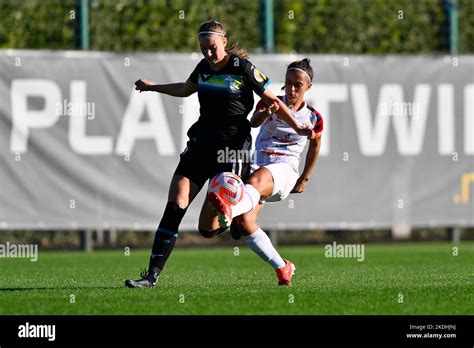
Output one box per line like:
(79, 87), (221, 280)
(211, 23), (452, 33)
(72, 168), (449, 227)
(208, 58), (323, 285)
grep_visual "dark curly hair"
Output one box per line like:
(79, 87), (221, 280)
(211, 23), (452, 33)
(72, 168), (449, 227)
(287, 58), (313, 82)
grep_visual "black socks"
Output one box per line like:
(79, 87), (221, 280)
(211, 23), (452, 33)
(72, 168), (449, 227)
(148, 202), (187, 275)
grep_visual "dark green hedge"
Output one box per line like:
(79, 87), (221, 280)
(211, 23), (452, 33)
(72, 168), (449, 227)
(0, 0), (472, 53)
(89, 0), (261, 52)
(0, 0), (76, 49)
(459, 0), (474, 53)
(274, 0), (447, 53)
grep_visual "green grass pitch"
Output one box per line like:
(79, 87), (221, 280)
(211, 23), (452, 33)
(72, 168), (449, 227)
(1, 242), (473, 315)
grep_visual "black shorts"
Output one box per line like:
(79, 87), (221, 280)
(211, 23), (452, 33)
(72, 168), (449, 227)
(174, 135), (252, 189)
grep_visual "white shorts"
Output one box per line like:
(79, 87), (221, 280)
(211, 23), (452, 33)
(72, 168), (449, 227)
(251, 162), (299, 203)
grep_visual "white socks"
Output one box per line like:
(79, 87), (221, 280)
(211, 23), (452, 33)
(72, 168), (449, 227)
(244, 228), (286, 270)
(233, 187), (285, 270)
(231, 184), (260, 217)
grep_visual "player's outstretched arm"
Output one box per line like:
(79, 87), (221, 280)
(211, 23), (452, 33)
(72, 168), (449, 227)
(259, 89), (315, 139)
(291, 134), (322, 193)
(134, 78), (198, 97)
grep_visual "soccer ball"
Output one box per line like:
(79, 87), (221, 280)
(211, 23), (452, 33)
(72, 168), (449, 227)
(208, 172), (245, 206)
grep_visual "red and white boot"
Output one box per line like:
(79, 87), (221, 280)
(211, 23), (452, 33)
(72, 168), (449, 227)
(275, 259), (296, 286)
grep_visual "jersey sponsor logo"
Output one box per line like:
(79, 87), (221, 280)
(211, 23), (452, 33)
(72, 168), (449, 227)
(225, 76), (243, 93)
(198, 74), (243, 93)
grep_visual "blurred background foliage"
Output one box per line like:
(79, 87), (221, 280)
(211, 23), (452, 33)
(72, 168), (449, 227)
(0, 0), (472, 52)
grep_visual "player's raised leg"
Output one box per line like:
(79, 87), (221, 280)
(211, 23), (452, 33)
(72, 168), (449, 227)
(125, 175), (201, 288)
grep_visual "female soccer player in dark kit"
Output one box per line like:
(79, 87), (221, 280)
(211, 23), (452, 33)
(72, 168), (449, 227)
(125, 19), (315, 288)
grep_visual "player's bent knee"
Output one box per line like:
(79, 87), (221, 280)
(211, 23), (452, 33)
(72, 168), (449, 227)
(171, 196), (189, 210)
(159, 202), (187, 232)
(239, 212), (255, 226)
(233, 216), (255, 236)
(176, 200), (188, 210)
(233, 216), (248, 236)
(233, 216), (245, 229)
